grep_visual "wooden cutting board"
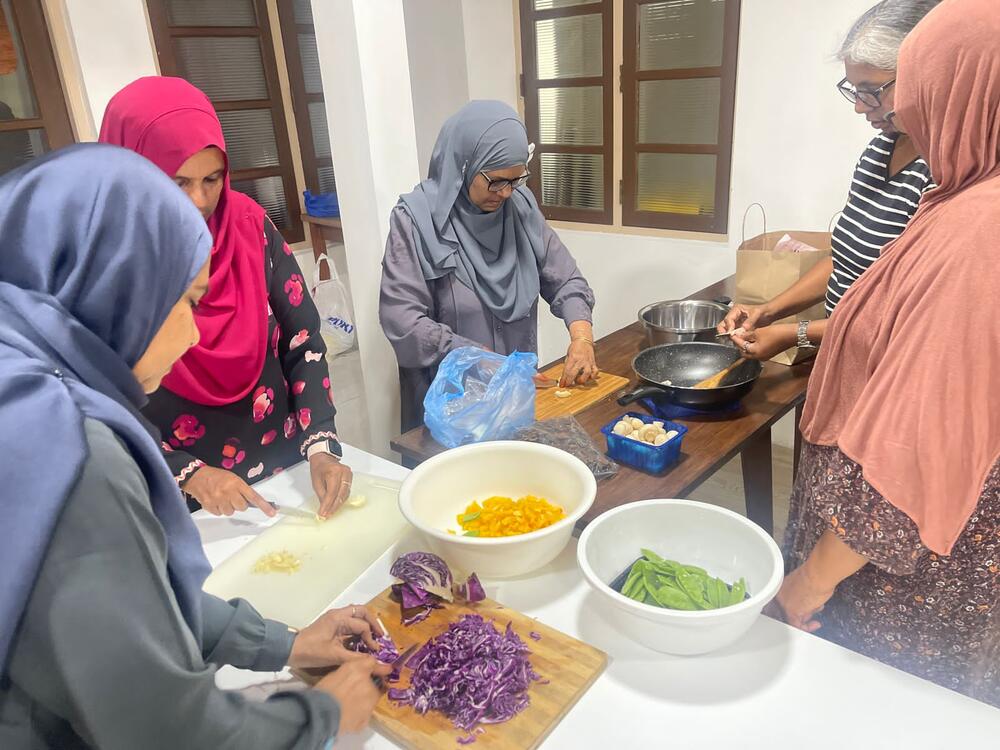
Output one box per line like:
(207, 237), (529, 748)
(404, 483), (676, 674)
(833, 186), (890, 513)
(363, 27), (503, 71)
(302, 587), (607, 749)
(535, 364), (630, 421)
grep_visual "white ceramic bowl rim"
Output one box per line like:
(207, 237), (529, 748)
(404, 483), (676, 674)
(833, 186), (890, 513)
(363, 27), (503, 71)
(577, 498), (784, 619)
(399, 441), (597, 546)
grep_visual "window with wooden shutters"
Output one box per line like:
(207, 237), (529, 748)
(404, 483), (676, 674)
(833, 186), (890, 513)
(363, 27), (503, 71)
(146, 0), (304, 242)
(276, 0), (336, 198)
(519, 0), (614, 225)
(0, 0), (74, 177)
(622, 0), (739, 232)
(517, 0), (740, 234)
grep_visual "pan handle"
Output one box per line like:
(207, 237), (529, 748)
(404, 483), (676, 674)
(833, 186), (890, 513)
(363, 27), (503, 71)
(617, 385), (668, 406)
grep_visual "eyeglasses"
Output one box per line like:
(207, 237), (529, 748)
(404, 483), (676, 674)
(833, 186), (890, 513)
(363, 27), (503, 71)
(885, 110), (899, 128)
(479, 170), (530, 193)
(836, 76), (896, 108)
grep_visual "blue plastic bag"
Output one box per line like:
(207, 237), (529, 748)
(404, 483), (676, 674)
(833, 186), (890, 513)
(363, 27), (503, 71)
(304, 190), (340, 218)
(423, 347), (538, 449)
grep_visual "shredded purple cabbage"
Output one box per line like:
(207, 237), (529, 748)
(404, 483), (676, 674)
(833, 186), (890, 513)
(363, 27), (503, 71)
(387, 615), (540, 732)
(529, 631), (542, 641)
(456, 736), (476, 745)
(348, 633), (402, 682)
(455, 572), (486, 603)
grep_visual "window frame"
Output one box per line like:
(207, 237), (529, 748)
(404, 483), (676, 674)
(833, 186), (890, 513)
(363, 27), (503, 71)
(275, 0), (332, 198)
(518, 0), (615, 226)
(621, 0), (741, 234)
(0, 0), (75, 155)
(145, 0), (304, 242)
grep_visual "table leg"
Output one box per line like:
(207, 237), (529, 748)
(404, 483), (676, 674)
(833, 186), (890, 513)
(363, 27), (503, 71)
(741, 430), (774, 535)
(793, 401), (804, 479)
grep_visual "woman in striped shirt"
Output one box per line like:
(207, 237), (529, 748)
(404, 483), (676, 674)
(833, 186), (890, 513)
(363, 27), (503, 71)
(720, 0), (938, 359)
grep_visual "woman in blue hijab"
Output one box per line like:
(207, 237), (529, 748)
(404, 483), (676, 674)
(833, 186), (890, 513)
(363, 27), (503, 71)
(0, 145), (387, 748)
(380, 101), (597, 431)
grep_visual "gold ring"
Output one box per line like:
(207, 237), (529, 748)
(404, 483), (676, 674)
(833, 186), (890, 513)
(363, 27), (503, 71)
(341, 480), (351, 485)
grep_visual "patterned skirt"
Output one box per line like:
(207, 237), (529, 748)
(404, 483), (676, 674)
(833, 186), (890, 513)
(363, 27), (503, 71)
(784, 442), (1000, 706)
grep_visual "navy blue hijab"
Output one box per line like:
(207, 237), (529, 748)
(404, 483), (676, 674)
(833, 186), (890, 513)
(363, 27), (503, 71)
(0, 144), (213, 672)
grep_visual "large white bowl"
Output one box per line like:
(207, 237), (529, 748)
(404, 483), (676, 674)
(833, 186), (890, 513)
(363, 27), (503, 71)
(577, 499), (783, 655)
(398, 441), (596, 579)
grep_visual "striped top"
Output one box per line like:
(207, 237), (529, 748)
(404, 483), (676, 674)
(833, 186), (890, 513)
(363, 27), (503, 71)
(825, 133), (935, 316)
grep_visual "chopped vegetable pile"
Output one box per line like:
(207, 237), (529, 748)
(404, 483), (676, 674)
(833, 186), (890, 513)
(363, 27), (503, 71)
(387, 614), (540, 735)
(455, 495), (565, 538)
(618, 548), (747, 610)
(251, 550), (302, 574)
(390, 552), (486, 625)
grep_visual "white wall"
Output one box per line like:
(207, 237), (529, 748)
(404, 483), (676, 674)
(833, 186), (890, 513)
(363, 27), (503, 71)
(460, 0), (519, 108)
(59, 0), (157, 135)
(402, 0), (470, 176)
(313, 0), (422, 459)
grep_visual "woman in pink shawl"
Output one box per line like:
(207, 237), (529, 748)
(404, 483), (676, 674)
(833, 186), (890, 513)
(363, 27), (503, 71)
(100, 77), (353, 519)
(772, 0), (1000, 704)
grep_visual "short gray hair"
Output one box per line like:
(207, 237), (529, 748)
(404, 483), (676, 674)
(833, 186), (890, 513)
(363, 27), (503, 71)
(838, 0), (942, 70)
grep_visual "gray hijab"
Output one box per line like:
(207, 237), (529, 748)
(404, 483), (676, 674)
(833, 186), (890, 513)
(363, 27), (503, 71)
(399, 101), (546, 323)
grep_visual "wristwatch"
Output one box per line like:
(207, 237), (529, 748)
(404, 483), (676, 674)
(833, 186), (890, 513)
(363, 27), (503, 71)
(306, 440), (337, 460)
(796, 320), (817, 349)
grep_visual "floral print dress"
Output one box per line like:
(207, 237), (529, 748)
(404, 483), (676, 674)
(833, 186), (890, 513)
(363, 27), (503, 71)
(785, 442), (1000, 706)
(145, 219), (340, 488)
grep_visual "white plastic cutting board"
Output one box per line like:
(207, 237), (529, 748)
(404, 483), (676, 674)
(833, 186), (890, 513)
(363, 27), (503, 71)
(203, 472), (409, 628)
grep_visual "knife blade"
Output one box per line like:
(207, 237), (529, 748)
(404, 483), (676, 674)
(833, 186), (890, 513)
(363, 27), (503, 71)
(267, 502), (318, 521)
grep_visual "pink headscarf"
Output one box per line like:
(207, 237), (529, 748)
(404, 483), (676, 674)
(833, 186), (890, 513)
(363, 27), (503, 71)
(800, 0), (1000, 555)
(99, 76), (268, 406)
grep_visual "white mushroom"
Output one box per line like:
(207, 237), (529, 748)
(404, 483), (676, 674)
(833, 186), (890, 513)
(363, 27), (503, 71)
(554, 389), (572, 399)
(613, 420), (631, 436)
(653, 434), (668, 446)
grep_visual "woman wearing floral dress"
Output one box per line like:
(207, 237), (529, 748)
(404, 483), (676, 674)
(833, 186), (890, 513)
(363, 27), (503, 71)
(772, 0), (1000, 705)
(100, 77), (352, 519)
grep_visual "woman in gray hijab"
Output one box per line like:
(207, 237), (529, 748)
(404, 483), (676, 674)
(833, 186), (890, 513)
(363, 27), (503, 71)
(380, 101), (597, 431)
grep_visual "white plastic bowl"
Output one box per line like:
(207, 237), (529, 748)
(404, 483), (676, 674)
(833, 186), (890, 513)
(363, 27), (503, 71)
(577, 499), (783, 655)
(398, 441), (596, 578)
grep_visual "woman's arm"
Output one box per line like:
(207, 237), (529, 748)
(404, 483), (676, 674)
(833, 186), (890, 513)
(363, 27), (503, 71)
(264, 220), (340, 459)
(379, 207), (480, 369)
(8, 421), (339, 749)
(759, 256), (833, 323)
(538, 223), (598, 385)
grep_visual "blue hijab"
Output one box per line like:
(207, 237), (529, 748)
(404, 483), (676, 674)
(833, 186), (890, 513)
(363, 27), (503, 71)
(399, 101), (547, 323)
(0, 144), (213, 672)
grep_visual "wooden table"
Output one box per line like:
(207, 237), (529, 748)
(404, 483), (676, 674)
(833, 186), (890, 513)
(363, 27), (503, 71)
(389, 277), (813, 534)
(302, 213), (343, 280)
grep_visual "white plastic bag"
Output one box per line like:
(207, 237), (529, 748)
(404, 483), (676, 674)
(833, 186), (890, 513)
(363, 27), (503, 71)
(311, 253), (356, 357)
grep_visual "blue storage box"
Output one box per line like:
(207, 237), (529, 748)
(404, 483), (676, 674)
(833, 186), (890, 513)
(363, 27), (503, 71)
(600, 412), (687, 474)
(304, 190), (340, 218)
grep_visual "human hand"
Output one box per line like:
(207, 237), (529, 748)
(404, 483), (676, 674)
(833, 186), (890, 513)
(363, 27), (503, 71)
(183, 466), (276, 517)
(288, 605), (384, 669)
(310, 452), (353, 519)
(560, 340), (598, 387)
(314, 657), (392, 734)
(729, 323), (797, 361)
(770, 564), (835, 633)
(717, 303), (773, 335)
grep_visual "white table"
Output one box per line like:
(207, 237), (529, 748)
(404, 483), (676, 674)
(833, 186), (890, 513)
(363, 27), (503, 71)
(194, 448), (1000, 749)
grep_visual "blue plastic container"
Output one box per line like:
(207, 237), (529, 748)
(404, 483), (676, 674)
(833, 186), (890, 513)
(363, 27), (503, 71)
(600, 412), (687, 474)
(304, 190), (340, 218)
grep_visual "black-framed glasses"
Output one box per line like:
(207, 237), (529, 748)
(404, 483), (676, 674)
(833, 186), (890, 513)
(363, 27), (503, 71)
(479, 170), (530, 193)
(837, 76), (896, 107)
(885, 110), (899, 128)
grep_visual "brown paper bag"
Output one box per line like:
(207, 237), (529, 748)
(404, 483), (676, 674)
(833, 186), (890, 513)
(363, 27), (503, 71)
(735, 206), (832, 366)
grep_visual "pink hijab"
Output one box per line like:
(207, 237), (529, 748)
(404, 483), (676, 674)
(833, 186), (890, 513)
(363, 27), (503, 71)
(99, 76), (268, 406)
(800, 0), (1000, 555)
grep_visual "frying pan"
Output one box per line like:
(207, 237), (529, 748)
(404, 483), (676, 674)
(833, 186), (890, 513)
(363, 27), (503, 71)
(618, 342), (762, 411)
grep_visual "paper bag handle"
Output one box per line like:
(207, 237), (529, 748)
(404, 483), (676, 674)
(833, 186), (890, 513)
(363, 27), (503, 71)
(828, 211), (842, 233)
(741, 203), (768, 251)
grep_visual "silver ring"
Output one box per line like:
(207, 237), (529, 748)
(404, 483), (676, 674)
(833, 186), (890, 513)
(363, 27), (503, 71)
(341, 480), (351, 485)
(743, 341), (751, 353)
(352, 606), (358, 618)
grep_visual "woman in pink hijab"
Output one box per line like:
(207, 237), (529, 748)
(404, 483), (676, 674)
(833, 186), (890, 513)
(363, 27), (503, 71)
(772, 0), (1000, 703)
(100, 77), (353, 519)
